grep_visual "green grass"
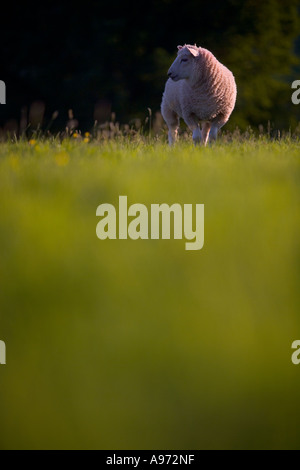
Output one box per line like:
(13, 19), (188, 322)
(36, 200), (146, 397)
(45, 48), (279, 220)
(0, 137), (300, 449)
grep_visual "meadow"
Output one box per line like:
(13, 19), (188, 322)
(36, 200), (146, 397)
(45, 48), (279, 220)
(0, 130), (300, 449)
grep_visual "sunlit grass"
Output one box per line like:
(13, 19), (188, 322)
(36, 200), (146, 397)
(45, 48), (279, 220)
(0, 137), (300, 449)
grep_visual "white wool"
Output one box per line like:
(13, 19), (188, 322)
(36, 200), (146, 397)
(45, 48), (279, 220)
(161, 44), (237, 145)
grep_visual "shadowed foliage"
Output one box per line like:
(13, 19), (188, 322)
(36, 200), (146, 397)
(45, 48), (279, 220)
(0, 0), (300, 131)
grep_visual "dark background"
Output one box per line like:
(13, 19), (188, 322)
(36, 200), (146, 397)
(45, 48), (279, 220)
(1, 0), (300, 132)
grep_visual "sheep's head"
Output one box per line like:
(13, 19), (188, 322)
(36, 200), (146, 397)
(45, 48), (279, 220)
(167, 45), (200, 82)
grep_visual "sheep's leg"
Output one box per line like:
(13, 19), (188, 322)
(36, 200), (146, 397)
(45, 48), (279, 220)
(201, 122), (211, 146)
(192, 126), (202, 144)
(184, 114), (202, 145)
(185, 115), (211, 146)
(209, 115), (228, 143)
(166, 110), (179, 145)
(161, 105), (179, 145)
(168, 126), (179, 145)
(209, 123), (219, 143)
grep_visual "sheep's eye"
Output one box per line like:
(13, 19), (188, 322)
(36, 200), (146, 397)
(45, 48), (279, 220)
(181, 58), (188, 63)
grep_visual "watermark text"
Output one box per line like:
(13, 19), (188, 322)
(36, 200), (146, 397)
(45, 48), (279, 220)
(291, 80), (300, 105)
(0, 80), (6, 104)
(291, 340), (300, 365)
(0, 340), (6, 364)
(96, 196), (204, 251)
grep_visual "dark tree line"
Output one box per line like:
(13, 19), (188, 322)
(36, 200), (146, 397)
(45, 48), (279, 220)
(0, 0), (300, 132)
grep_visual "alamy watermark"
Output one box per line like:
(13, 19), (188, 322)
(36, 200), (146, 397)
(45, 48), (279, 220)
(291, 80), (300, 105)
(0, 80), (6, 104)
(0, 340), (6, 365)
(96, 196), (204, 251)
(291, 340), (300, 365)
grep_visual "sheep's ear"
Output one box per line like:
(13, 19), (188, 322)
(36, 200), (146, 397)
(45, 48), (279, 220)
(187, 46), (199, 57)
(177, 45), (183, 50)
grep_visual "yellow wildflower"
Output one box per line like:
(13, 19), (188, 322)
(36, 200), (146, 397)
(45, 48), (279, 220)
(9, 155), (19, 170)
(55, 151), (70, 167)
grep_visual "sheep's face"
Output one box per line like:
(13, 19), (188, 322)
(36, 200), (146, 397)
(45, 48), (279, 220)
(167, 45), (199, 82)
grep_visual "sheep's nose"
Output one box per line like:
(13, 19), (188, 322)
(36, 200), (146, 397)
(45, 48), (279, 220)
(167, 71), (172, 77)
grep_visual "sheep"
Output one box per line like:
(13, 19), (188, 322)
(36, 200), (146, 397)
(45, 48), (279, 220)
(161, 44), (237, 145)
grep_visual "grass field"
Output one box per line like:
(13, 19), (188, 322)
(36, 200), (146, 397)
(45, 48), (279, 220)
(0, 135), (300, 449)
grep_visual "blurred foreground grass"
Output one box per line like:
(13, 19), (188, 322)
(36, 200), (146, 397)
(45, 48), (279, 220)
(0, 138), (300, 449)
